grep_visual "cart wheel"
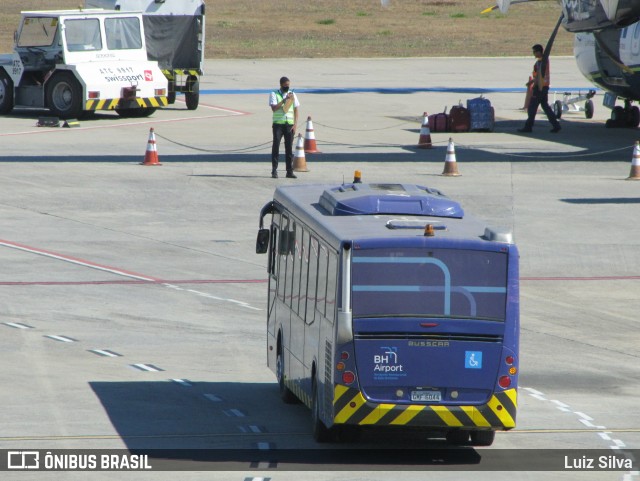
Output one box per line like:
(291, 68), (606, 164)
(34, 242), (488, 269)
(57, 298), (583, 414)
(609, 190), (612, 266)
(46, 72), (83, 119)
(0, 69), (14, 115)
(584, 99), (594, 119)
(553, 100), (562, 120)
(185, 75), (199, 110)
(167, 80), (176, 104)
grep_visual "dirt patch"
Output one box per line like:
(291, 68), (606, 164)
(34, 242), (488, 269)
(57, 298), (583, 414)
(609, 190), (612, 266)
(1, 0), (574, 58)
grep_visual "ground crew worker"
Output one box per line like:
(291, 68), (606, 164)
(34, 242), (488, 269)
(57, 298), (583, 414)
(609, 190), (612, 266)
(518, 44), (561, 133)
(269, 76), (300, 178)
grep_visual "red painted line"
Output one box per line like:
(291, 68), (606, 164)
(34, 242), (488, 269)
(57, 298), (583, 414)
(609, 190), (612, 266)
(0, 279), (267, 286)
(521, 276), (640, 281)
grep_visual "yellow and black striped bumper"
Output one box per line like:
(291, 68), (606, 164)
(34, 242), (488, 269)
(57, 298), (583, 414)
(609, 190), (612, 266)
(162, 69), (202, 80)
(333, 385), (517, 429)
(85, 97), (168, 111)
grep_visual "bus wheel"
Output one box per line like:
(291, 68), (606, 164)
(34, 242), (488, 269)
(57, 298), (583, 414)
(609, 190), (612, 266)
(445, 430), (470, 446)
(276, 348), (297, 404)
(312, 380), (334, 443)
(470, 430), (495, 447)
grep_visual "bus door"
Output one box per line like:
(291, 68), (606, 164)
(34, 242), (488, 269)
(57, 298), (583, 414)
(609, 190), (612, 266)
(350, 245), (514, 406)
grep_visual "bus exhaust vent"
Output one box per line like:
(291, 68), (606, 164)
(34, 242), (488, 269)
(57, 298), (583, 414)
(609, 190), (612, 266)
(319, 183), (464, 218)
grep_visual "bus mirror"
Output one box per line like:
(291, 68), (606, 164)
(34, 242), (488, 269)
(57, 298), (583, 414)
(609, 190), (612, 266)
(256, 229), (270, 254)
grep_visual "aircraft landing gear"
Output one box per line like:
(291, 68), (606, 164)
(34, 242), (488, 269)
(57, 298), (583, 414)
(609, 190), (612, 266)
(606, 100), (640, 128)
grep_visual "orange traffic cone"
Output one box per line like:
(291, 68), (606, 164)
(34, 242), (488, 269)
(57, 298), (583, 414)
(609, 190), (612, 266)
(141, 128), (161, 166)
(303, 116), (321, 153)
(293, 134), (309, 172)
(417, 112), (432, 149)
(627, 141), (640, 180)
(442, 137), (460, 176)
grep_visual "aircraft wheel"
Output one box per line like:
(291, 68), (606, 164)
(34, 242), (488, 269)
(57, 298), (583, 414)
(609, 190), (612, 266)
(0, 69), (14, 114)
(553, 100), (563, 120)
(584, 99), (594, 119)
(46, 72), (83, 119)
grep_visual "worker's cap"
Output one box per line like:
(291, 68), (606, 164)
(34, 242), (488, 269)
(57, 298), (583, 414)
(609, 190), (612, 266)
(532, 44), (544, 53)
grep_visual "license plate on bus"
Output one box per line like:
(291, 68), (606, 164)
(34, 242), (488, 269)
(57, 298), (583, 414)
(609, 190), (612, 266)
(411, 390), (442, 402)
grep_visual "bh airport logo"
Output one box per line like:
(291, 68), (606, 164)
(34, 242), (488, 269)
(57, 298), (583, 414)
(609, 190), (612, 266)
(8, 451), (39, 469)
(373, 346), (404, 373)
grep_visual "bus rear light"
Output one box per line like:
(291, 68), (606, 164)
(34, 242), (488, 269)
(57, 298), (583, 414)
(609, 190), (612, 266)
(342, 371), (355, 384)
(336, 362), (345, 371)
(88, 91), (100, 99)
(498, 376), (511, 388)
(505, 356), (514, 365)
(509, 366), (517, 375)
(340, 351), (349, 360)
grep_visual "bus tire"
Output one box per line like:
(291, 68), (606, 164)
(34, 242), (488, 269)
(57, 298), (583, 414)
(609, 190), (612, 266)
(445, 430), (470, 446)
(276, 347), (297, 404)
(46, 72), (83, 119)
(0, 69), (14, 115)
(185, 75), (199, 110)
(470, 430), (495, 447)
(312, 380), (334, 443)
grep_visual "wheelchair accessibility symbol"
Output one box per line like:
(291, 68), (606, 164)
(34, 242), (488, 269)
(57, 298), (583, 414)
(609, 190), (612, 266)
(465, 351), (483, 369)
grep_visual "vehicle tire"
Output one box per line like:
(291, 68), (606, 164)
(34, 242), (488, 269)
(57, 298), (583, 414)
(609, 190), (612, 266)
(612, 106), (625, 122)
(276, 347), (298, 404)
(167, 80), (176, 104)
(628, 106), (640, 128)
(115, 107), (157, 118)
(312, 379), (334, 442)
(470, 430), (495, 446)
(445, 430), (470, 446)
(46, 72), (83, 119)
(185, 75), (199, 110)
(0, 69), (14, 115)
(553, 100), (562, 120)
(584, 99), (594, 119)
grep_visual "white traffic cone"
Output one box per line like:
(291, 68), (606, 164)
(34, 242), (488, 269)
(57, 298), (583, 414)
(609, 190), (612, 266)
(442, 137), (460, 176)
(627, 140), (640, 180)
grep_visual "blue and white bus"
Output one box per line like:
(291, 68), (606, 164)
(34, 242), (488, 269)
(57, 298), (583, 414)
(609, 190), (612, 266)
(256, 182), (519, 445)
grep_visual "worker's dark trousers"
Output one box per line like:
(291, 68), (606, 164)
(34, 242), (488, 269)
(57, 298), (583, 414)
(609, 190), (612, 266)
(271, 123), (294, 174)
(524, 87), (560, 130)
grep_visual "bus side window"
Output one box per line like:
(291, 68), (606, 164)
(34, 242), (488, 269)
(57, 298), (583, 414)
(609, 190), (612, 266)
(326, 251), (338, 324)
(292, 222), (303, 314)
(286, 221), (297, 308)
(317, 244), (328, 318)
(277, 215), (289, 301)
(268, 213), (280, 277)
(298, 228), (310, 319)
(306, 236), (319, 324)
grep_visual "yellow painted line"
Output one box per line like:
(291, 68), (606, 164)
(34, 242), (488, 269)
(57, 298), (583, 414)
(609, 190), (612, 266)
(359, 403), (396, 425)
(334, 392), (366, 424)
(461, 405), (491, 427)
(431, 405), (463, 427)
(389, 404), (425, 425)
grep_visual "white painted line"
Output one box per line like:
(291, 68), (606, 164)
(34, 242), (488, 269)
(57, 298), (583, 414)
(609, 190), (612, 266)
(203, 393), (222, 402)
(88, 349), (122, 357)
(599, 432), (612, 441)
(244, 477), (271, 481)
(556, 407), (571, 412)
(44, 335), (76, 343)
(523, 387), (545, 396)
(579, 419), (595, 428)
(171, 379), (192, 387)
(574, 411), (594, 421)
(185, 289), (261, 311)
(4, 322), (34, 329)
(223, 409), (246, 417)
(530, 394), (547, 401)
(551, 400), (570, 408)
(239, 425), (265, 433)
(131, 363), (164, 372)
(612, 439), (627, 448)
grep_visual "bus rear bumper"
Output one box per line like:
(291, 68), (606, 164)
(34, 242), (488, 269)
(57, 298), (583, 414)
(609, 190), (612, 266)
(332, 385), (517, 430)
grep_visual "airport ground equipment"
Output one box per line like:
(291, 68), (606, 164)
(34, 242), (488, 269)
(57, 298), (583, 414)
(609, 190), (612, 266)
(0, 8), (169, 119)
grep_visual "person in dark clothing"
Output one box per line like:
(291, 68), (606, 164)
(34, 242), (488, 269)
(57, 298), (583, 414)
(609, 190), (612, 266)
(269, 76), (300, 178)
(518, 44), (561, 133)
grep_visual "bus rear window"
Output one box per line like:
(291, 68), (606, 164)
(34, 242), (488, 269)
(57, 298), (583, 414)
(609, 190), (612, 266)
(352, 248), (508, 321)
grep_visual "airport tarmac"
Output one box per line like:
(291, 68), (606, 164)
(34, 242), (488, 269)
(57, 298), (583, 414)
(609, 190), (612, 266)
(0, 57), (639, 481)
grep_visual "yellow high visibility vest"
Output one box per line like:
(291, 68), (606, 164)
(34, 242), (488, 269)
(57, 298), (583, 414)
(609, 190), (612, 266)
(272, 90), (295, 125)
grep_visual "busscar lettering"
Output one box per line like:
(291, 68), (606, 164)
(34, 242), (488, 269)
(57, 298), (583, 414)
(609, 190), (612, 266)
(408, 340), (450, 347)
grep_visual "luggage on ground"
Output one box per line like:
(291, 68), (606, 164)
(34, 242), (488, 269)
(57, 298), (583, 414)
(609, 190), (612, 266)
(428, 108), (449, 133)
(448, 102), (470, 132)
(467, 96), (495, 132)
